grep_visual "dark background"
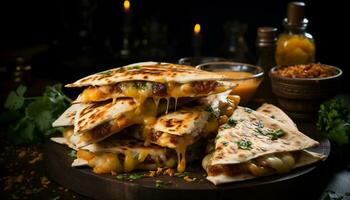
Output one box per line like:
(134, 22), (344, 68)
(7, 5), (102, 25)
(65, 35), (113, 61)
(0, 0), (348, 84)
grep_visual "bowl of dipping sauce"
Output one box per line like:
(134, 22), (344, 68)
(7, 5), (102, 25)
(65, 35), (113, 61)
(196, 62), (264, 104)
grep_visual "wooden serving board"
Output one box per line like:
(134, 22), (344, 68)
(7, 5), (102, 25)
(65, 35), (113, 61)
(44, 124), (330, 200)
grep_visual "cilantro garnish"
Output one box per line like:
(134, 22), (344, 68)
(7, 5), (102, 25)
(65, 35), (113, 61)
(256, 120), (264, 128)
(174, 172), (190, 178)
(236, 139), (252, 150)
(267, 129), (285, 140)
(68, 150), (77, 158)
(227, 118), (237, 127)
(317, 97), (350, 146)
(116, 173), (146, 181)
(254, 127), (284, 140)
(0, 84), (71, 144)
(222, 141), (229, 146)
(127, 66), (141, 70)
(205, 106), (219, 118)
(98, 70), (113, 75)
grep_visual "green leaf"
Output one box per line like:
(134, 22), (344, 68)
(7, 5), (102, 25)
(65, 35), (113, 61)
(4, 85), (27, 110)
(68, 150), (77, 158)
(8, 118), (35, 144)
(174, 172), (190, 178)
(236, 139), (252, 150)
(25, 97), (54, 132)
(317, 97), (350, 146)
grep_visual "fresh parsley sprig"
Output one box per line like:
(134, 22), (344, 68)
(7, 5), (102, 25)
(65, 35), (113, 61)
(317, 97), (350, 146)
(1, 84), (71, 144)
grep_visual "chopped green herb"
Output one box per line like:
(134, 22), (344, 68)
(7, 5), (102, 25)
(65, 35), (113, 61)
(134, 82), (149, 90)
(271, 115), (275, 119)
(205, 106), (219, 118)
(155, 180), (165, 188)
(68, 150), (77, 158)
(98, 70), (113, 75)
(244, 107), (253, 113)
(116, 173), (146, 181)
(222, 141), (229, 146)
(236, 139), (252, 150)
(256, 120), (264, 128)
(174, 172), (190, 178)
(266, 129), (285, 140)
(127, 66), (141, 70)
(254, 127), (284, 140)
(227, 118), (237, 127)
(128, 173), (146, 180)
(254, 127), (265, 135)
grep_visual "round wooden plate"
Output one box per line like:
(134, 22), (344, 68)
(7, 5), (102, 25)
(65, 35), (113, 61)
(44, 133), (330, 200)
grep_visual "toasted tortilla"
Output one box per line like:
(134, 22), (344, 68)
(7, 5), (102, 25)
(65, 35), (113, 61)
(58, 97), (194, 148)
(66, 62), (236, 104)
(51, 137), (177, 174)
(257, 103), (296, 129)
(133, 92), (237, 172)
(52, 103), (84, 127)
(203, 106), (325, 185)
(66, 62), (229, 87)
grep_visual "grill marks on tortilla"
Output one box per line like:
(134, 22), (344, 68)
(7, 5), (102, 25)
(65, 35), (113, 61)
(65, 63), (229, 88)
(74, 99), (137, 133)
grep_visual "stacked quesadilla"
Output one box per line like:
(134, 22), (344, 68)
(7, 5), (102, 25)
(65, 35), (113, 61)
(52, 62), (238, 174)
(202, 104), (325, 185)
(51, 61), (325, 184)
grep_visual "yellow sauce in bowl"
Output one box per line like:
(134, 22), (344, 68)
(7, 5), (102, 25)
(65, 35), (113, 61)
(216, 71), (262, 104)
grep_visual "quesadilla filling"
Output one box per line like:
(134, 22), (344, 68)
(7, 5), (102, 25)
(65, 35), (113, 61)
(207, 151), (299, 177)
(76, 148), (177, 174)
(79, 81), (227, 105)
(133, 109), (222, 172)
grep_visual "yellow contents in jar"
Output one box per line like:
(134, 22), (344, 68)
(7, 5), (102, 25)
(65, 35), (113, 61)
(275, 34), (315, 66)
(216, 71), (261, 104)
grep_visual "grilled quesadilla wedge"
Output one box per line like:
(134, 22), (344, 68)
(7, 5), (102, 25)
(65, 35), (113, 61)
(66, 62), (236, 105)
(53, 97), (194, 148)
(51, 137), (177, 174)
(133, 92), (240, 172)
(203, 106), (325, 185)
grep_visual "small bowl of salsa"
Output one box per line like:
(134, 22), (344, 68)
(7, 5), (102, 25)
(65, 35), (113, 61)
(269, 63), (343, 121)
(196, 62), (264, 104)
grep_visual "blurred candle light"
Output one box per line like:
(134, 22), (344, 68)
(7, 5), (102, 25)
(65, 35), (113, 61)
(194, 24), (201, 35)
(124, 0), (130, 12)
(193, 23), (202, 56)
(121, 0), (132, 58)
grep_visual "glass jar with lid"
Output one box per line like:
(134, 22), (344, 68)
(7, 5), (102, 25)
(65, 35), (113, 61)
(275, 2), (315, 66)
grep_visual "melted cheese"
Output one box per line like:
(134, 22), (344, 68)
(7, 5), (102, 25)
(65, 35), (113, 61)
(71, 99), (159, 146)
(75, 148), (176, 174)
(246, 152), (296, 176)
(80, 81), (225, 105)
